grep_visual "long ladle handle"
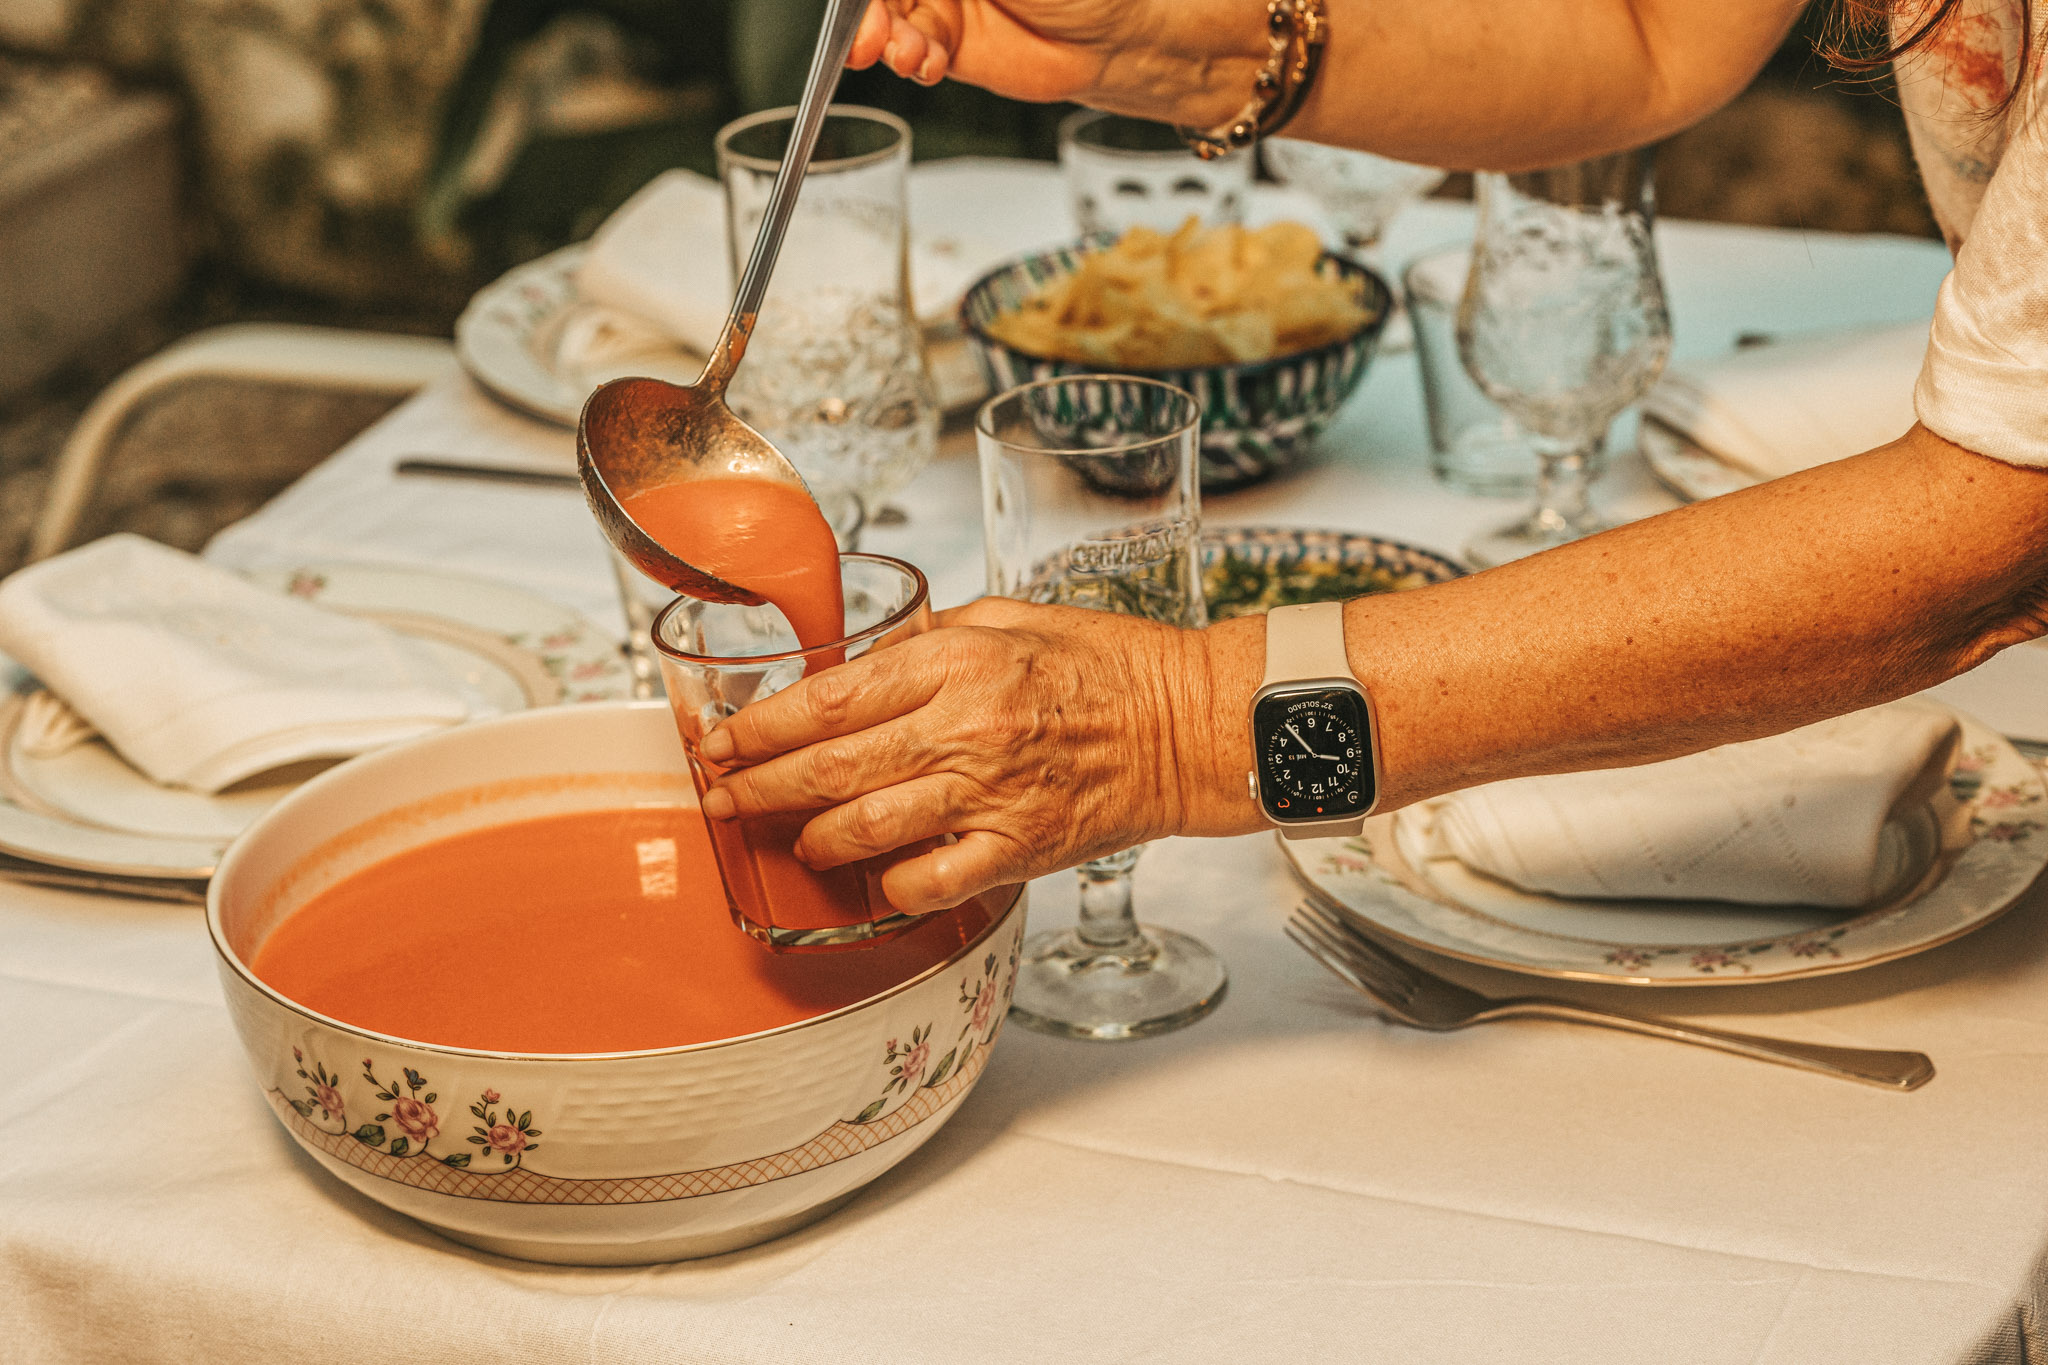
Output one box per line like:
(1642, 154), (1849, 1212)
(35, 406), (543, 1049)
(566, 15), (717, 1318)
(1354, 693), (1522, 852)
(700, 0), (872, 393)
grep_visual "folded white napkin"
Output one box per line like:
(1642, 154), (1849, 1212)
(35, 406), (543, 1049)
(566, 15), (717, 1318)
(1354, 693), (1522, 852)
(1643, 321), (1928, 480)
(1401, 703), (1962, 908)
(0, 535), (479, 793)
(570, 169), (733, 360)
(569, 167), (1000, 358)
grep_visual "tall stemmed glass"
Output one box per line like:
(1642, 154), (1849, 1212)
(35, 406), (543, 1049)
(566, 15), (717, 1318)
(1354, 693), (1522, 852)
(1261, 138), (1446, 263)
(1456, 148), (1671, 567)
(978, 375), (1227, 1040)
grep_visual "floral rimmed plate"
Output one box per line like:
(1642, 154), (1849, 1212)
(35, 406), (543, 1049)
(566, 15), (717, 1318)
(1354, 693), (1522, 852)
(0, 563), (631, 881)
(1639, 417), (1761, 503)
(1280, 708), (2048, 985)
(455, 244), (990, 428)
(1200, 526), (1465, 619)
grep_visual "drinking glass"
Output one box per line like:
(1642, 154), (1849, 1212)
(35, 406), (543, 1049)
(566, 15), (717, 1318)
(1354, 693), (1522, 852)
(1403, 244), (1535, 496)
(1058, 109), (1253, 238)
(653, 554), (938, 951)
(1261, 138), (1446, 261)
(716, 106), (939, 523)
(1455, 148), (1672, 567)
(978, 375), (1228, 1040)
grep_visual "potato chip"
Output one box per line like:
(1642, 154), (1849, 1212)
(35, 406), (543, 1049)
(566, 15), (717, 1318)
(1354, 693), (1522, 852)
(985, 218), (1371, 369)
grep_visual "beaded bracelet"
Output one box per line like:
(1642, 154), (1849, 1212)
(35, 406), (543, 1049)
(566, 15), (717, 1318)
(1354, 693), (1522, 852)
(1176, 0), (1329, 160)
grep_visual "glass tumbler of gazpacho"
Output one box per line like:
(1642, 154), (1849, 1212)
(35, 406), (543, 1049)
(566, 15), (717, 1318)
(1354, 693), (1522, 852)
(652, 553), (935, 950)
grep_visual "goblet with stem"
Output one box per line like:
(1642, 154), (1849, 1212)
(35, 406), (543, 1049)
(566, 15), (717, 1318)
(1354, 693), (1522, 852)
(977, 374), (1227, 1040)
(1261, 138), (1447, 263)
(1455, 148), (1672, 567)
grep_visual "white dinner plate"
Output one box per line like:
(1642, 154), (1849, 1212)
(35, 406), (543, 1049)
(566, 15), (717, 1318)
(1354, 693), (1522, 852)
(1639, 417), (1762, 503)
(0, 562), (632, 881)
(1281, 709), (2048, 985)
(456, 249), (992, 429)
(453, 244), (692, 428)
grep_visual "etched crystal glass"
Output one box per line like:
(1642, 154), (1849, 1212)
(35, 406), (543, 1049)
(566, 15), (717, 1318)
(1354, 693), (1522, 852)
(1058, 110), (1253, 238)
(978, 374), (1227, 1040)
(1456, 148), (1672, 566)
(717, 106), (939, 522)
(1261, 138), (1446, 259)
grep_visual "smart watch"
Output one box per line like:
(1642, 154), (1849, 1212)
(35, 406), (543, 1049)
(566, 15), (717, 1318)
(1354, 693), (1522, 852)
(1248, 601), (1381, 839)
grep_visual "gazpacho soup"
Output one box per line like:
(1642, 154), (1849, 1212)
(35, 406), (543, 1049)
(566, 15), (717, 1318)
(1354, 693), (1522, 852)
(251, 803), (1000, 1055)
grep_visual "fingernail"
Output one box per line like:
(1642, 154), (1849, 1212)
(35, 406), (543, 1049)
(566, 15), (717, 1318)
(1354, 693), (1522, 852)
(916, 53), (943, 84)
(701, 788), (736, 821)
(882, 40), (900, 70)
(700, 727), (734, 763)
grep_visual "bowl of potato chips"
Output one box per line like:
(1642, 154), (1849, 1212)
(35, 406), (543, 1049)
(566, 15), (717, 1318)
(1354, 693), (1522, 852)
(962, 220), (1393, 491)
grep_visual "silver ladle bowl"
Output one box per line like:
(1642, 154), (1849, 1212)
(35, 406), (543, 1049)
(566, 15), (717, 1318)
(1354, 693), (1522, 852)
(577, 373), (809, 605)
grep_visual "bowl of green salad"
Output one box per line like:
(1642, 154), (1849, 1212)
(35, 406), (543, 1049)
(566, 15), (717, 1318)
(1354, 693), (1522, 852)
(1199, 527), (1466, 619)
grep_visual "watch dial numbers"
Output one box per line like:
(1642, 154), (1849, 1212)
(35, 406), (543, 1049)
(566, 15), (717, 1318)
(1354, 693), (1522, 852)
(1253, 689), (1375, 819)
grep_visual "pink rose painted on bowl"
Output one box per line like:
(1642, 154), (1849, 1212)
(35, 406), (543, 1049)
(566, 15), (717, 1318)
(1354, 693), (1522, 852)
(901, 1041), (930, 1085)
(970, 983), (994, 1033)
(392, 1096), (440, 1142)
(486, 1123), (528, 1156)
(313, 1083), (345, 1121)
(482, 1089), (500, 1104)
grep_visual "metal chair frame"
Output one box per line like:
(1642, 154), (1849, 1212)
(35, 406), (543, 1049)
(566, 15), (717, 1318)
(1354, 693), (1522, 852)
(30, 323), (457, 563)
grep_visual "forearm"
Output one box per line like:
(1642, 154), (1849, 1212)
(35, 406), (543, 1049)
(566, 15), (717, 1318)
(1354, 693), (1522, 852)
(1094, 0), (1803, 169)
(1176, 426), (2048, 835)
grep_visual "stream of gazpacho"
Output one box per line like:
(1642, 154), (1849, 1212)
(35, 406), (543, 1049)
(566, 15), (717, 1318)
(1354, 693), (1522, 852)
(622, 477), (846, 655)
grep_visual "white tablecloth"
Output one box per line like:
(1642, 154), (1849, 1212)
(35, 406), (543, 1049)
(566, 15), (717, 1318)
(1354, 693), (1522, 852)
(8, 182), (2044, 1364)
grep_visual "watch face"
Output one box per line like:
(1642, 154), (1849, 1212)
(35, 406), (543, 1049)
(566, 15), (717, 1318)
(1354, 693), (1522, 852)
(1252, 686), (1375, 822)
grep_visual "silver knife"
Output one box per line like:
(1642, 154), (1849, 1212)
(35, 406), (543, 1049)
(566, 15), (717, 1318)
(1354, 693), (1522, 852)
(0, 855), (208, 904)
(393, 458), (579, 489)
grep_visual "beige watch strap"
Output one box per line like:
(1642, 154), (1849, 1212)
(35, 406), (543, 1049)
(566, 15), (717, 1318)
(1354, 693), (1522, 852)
(1262, 601), (1353, 685)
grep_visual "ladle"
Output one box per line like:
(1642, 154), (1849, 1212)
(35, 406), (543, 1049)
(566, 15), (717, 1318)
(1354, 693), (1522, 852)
(575, 0), (869, 604)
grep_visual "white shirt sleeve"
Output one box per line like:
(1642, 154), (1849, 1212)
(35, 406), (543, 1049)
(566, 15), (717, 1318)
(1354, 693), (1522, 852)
(1914, 65), (2048, 465)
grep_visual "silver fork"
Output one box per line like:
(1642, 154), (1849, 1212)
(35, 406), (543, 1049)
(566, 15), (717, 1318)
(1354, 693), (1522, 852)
(1286, 901), (1934, 1091)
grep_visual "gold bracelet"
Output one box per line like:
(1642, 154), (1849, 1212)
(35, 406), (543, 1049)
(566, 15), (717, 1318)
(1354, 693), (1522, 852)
(1176, 0), (1329, 161)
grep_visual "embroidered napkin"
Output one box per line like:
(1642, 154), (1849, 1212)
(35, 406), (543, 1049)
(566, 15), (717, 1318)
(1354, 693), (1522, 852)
(1643, 321), (1928, 480)
(1403, 703), (1962, 908)
(0, 535), (479, 793)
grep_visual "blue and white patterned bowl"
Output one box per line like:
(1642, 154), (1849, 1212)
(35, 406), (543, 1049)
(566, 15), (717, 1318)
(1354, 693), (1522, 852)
(961, 245), (1393, 493)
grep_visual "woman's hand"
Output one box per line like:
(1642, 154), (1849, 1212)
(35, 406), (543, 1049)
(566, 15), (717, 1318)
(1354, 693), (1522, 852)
(848, 0), (1260, 126)
(696, 597), (1242, 913)
(849, 0), (1111, 97)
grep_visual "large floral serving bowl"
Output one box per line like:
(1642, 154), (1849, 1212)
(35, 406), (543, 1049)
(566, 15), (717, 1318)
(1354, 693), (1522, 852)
(207, 701), (1024, 1266)
(961, 244), (1392, 492)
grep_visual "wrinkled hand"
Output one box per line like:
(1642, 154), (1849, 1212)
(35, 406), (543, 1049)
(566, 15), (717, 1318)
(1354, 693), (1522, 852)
(848, 0), (1259, 129)
(697, 596), (1215, 914)
(849, 0), (1137, 97)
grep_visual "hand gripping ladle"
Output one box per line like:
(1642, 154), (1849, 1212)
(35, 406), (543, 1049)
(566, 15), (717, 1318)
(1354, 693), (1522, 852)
(576, 0), (870, 604)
